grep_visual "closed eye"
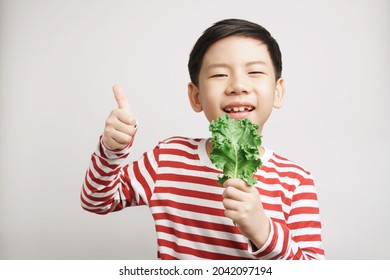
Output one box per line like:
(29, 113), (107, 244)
(210, 74), (228, 78)
(248, 71), (264, 75)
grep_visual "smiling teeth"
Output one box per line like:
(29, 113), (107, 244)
(225, 106), (253, 112)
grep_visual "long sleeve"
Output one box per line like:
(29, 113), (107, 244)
(80, 136), (158, 214)
(285, 175), (324, 259)
(250, 172), (325, 260)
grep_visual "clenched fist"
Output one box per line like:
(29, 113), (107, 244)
(102, 85), (137, 150)
(222, 178), (270, 248)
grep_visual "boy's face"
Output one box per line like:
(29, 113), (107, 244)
(188, 36), (285, 134)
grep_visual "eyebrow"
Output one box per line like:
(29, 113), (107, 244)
(206, 61), (267, 70)
(206, 63), (229, 70)
(247, 60), (267, 66)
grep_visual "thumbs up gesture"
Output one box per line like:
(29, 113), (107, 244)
(102, 85), (137, 150)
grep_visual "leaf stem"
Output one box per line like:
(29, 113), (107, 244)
(234, 142), (238, 178)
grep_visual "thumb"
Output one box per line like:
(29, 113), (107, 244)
(112, 84), (131, 110)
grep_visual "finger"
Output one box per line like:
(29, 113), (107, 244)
(116, 109), (136, 126)
(103, 121), (135, 148)
(111, 130), (133, 146)
(223, 178), (251, 192)
(113, 84), (132, 110)
(222, 197), (242, 211)
(113, 121), (136, 137)
(106, 109), (136, 129)
(102, 133), (131, 150)
(224, 209), (239, 225)
(223, 186), (246, 203)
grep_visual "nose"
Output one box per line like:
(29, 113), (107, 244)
(226, 74), (249, 95)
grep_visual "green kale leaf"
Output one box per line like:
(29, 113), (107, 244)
(209, 114), (262, 186)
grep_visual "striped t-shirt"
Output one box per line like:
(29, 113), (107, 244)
(81, 136), (325, 260)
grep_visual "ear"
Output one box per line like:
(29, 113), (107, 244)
(273, 78), (285, 109)
(187, 82), (203, 112)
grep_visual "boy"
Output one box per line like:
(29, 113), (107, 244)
(81, 18), (325, 260)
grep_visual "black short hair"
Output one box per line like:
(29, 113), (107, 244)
(188, 18), (282, 85)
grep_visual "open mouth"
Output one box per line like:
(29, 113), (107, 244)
(223, 106), (254, 113)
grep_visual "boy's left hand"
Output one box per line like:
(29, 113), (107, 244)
(222, 178), (270, 248)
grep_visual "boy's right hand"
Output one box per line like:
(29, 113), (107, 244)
(102, 84), (137, 150)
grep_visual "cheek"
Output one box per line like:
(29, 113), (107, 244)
(254, 78), (275, 91)
(255, 83), (276, 101)
(198, 85), (221, 104)
(200, 82), (222, 94)
(201, 96), (219, 113)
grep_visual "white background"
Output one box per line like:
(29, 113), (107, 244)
(0, 0), (389, 260)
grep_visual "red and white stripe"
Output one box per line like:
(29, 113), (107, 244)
(81, 136), (325, 260)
